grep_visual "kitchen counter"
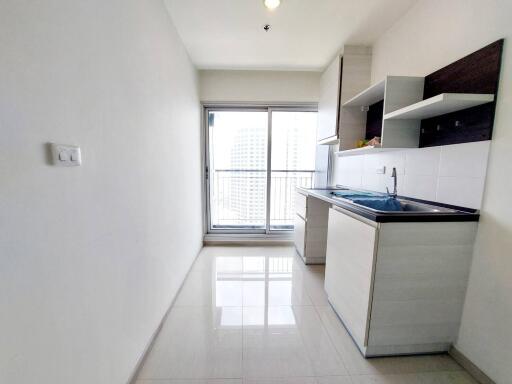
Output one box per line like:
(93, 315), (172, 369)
(296, 187), (479, 223)
(315, 186), (480, 357)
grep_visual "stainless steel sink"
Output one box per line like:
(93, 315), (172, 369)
(396, 199), (459, 213)
(330, 192), (463, 214)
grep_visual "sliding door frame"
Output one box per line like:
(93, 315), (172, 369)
(203, 103), (318, 236)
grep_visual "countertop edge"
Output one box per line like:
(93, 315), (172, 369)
(296, 187), (480, 223)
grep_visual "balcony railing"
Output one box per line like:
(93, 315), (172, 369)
(210, 169), (315, 230)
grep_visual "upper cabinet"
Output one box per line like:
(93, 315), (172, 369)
(335, 39), (503, 157)
(317, 55), (342, 144)
(317, 46), (372, 145)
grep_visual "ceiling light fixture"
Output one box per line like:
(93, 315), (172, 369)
(264, 0), (281, 11)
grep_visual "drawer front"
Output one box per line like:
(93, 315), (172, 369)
(295, 192), (307, 219)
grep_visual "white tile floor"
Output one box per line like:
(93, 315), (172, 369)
(136, 246), (477, 384)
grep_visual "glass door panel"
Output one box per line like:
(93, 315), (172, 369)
(208, 110), (268, 231)
(270, 111), (317, 230)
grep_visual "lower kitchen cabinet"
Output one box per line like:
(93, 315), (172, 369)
(325, 206), (378, 351)
(325, 206), (477, 357)
(293, 191), (330, 264)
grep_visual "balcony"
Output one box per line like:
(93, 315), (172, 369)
(210, 169), (315, 231)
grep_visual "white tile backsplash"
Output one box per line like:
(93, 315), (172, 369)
(362, 173), (385, 193)
(341, 156), (364, 173)
(381, 151), (406, 175)
(436, 176), (486, 209)
(362, 154), (386, 192)
(335, 155), (363, 189)
(403, 174), (438, 201)
(438, 141), (490, 178)
(338, 173), (363, 189)
(405, 146), (441, 176)
(363, 154), (383, 174)
(333, 141), (490, 209)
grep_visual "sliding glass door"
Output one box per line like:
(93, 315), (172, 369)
(269, 111), (317, 230)
(206, 107), (317, 233)
(207, 109), (268, 230)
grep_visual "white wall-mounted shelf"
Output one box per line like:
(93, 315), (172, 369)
(336, 76), (425, 152)
(384, 93), (494, 120)
(342, 80), (386, 107)
(335, 146), (402, 157)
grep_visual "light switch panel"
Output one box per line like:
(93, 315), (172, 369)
(376, 166), (386, 174)
(51, 143), (82, 167)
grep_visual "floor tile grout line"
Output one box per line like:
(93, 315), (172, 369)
(310, 304), (351, 376)
(313, 305), (356, 376)
(295, 254), (350, 376)
(292, 252), (325, 308)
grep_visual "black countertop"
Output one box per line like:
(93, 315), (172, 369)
(296, 187), (480, 223)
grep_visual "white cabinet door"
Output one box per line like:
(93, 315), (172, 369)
(317, 55), (342, 143)
(294, 214), (306, 258)
(325, 207), (378, 351)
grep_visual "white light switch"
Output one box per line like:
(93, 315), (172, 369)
(51, 143), (82, 167)
(376, 166), (386, 174)
(59, 151), (69, 161)
(70, 148), (81, 162)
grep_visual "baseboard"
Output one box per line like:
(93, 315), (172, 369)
(203, 233), (293, 246)
(126, 247), (203, 384)
(204, 240), (294, 246)
(449, 346), (495, 384)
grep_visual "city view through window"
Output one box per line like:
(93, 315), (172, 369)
(208, 109), (317, 231)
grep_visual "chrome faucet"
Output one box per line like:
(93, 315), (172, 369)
(387, 167), (398, 198)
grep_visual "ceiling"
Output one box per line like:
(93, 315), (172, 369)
(164, 0), (418, 71)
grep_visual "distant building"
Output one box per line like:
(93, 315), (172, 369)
(227, 126), (267, 227)
(211, 111), (316, 229)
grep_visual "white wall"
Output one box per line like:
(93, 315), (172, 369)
(0, 1), (203, 384)
(199, 70), (321, 103)
(363, 0), (512, 382)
